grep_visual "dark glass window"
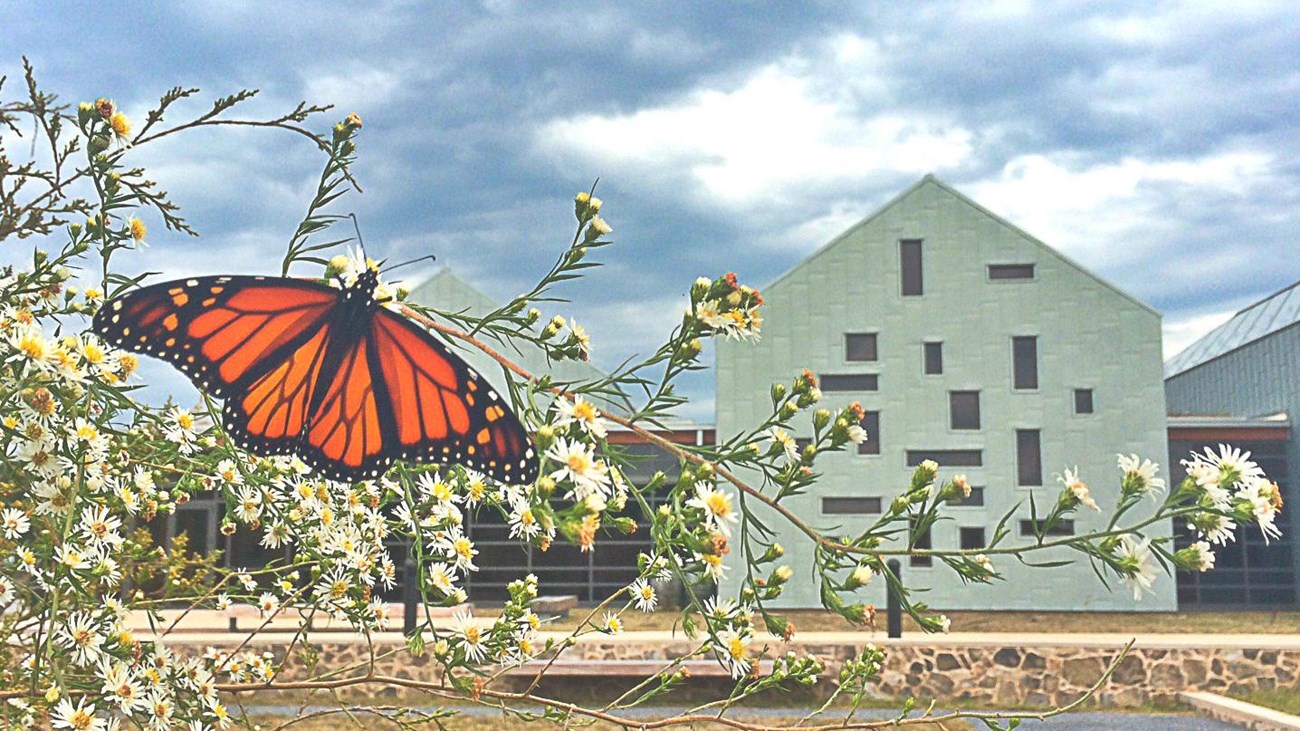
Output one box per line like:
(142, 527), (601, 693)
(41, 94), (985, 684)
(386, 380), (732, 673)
(900, 240), (923, 296)
(924, 342), (943, 375)
(950, 391), (981, 430)
(910, 518), (932, 567)
(822, 497), (883, 514)
(1012, 336), (1038, 390)
(1016, 429), (1043, 486)
(906, 449), (982, 467)
(795, 437), (813, 453)
(988, 264), (1036, 280)
(1074, 388), (1094, 414)
(947, 486), (985, 507)
(1019, 519), (1075, 537)
(820, 374), (879, 391)
(960, 527), (986, 550)
(858, 411), (880, 455)
(845, 333), (878, 362)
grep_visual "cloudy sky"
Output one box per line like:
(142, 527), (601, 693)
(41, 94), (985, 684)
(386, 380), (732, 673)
(4, 1), (1298, 420)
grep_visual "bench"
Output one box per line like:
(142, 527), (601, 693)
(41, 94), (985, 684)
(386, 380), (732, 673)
(530, 594), (579, 619)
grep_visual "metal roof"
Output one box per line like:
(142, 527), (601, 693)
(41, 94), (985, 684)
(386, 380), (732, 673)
(1164, 281), (1300, 379)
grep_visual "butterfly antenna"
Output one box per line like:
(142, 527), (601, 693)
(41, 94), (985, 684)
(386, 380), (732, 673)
(348, 213), (367, 259)
(383, 254), (439, 274)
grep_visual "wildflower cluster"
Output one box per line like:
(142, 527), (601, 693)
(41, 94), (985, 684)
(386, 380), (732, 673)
(689, 272), (764, 342)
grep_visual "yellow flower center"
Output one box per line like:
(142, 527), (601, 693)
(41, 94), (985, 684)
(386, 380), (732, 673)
(573, 401), (597, 421)
(728, 637), (746, 661)
(176, 413), (194, 430)
(566, 452), (592, 473)
(706, 491), (733, 518)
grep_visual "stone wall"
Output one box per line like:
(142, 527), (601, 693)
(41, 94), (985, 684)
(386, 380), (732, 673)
(174, 633), (1300, 708)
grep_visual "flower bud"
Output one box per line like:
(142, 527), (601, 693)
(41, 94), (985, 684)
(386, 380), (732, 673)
(780, 401), (798, 420)
(88, 134), (110, 154)
(761, 543), (784, 562)
(95, 98), (115, 119)
(770, 382), (787, 404)
(526, 308), (541, 325)
(691, 276), (712, 299)
(535, 424), (555, 448)
(771, 565), (793, 585)
(583, 215), (612, 243)
(813, 408), (831, 431)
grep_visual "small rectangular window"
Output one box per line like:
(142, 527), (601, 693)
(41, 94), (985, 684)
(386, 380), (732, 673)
(924, 342), (943, 375)
(900, 240), (923, 296)
(910, 518), (932, 567)
(845, 333), (878, 362)
(794, 437), (813, 454)
(906, 450), (983, 467)
(947, 486), (985, 507)
(1074, 388), (1094, 414)
(1012, 336), (1038, 390)
(820, 374), (879, 392)
(1016, 429), (1043, 486)
(858, 411), (880, 456)
(988, 264), (1036, 280)
(949, 391), (981, 430)
(822, 497), (882, 514)
(1019, 519), (1074, 537)
(959, 527), (986, 550)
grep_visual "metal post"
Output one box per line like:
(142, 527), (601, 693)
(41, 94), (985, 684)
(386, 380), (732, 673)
(886, 558), (902, 639)
(403, 553), (418, 634)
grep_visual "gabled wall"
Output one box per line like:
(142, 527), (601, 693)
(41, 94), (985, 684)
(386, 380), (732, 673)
(717, 176), (1171, 610)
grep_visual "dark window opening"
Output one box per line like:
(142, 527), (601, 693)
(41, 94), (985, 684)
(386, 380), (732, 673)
(845, 333), (878, 362)
(950, 391), (981, 430)
(1016, 429), (1043, 486)
(822, 497), (883, 514)
(960, 527), (986, 550)
(947, 486), (985, 507)
(910, 519), (932, 567)
(1074, 388), (1094, 414)
(900, 240), (924, 296)
(906, 449), (983, 467)
(988, 264), (1036, 280)
(858, 411), (880, 456)
(924, 342), (943, 375)
(794, 437), (813, 454)
(820, 374), (879, 391)
(1012, 336), (1038, 390)
(1019, 519), (1074, 537)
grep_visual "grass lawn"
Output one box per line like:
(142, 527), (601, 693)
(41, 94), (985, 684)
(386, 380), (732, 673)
(538, 608), (1300, 635)
(1233, 687), (1300, 716)
(249, 712), (969, 730)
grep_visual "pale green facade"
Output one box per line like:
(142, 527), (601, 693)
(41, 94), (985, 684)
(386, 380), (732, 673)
(716, 176), (1173, 610)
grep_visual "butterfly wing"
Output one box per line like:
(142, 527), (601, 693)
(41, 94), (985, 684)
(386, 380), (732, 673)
(294, 306), (537, 483)
(93, 275), (341, 456)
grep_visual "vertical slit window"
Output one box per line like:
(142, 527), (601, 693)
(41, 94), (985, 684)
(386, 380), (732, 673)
(950, 391), (981, 430)
(1017, 429), (1043, 487)
(1012, 336), (1038, 390)
(900, 240), (923, 296)
(924, 341), (943, 374)
(1074, 388), (1094, 414)
(858, 411), (880, 455)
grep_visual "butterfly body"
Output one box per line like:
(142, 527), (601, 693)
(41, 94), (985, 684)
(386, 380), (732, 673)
(93, 271), (538, 484)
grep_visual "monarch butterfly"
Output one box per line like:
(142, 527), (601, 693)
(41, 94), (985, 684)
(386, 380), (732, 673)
(91, 266), (538, 484)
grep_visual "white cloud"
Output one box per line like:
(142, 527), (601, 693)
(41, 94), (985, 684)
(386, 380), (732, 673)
(964, 150), (1276, 265)
(536, 35), (973, 210)
(1162, 309), (1238, 361)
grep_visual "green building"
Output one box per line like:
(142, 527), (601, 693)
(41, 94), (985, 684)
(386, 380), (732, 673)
(716, 175), (1173, 610)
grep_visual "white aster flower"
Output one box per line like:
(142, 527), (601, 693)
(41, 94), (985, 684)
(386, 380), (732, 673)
(629, 578), (657, 612)
(686, 481), (740, 537)
(1117, 453), (1166, 500)
(1114, 535), (1157, 601)
(552, 396), (608, 439)
(1, 507), (30, 539)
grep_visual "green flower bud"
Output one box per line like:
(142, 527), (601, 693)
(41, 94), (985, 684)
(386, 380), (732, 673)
(87, 134), (110, 154)
(770, 382), (787, 404)
(813, 408), (831, 431)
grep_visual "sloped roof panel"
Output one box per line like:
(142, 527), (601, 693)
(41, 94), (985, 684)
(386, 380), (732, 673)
(1165, 281), (1300, 378)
